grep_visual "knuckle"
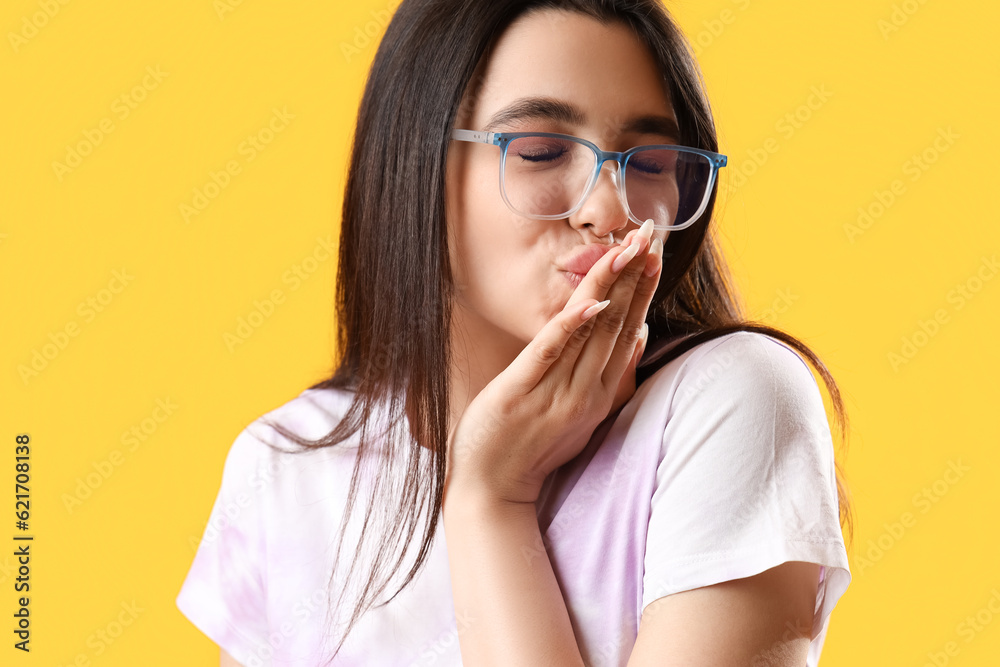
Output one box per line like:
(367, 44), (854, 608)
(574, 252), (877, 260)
(567, 330), (589, 349)
(493, 397), (517, 421)
(598, 309), (626, 335)
(623, 248), (651, 276)
(625, 259), (646, 277)
(533, 341), (561, 364)
(635, 275), (659, 298)
(567, 398), (590, 422)
(619, 322), (644, 347)
(559, 317), (579, 337)
(592, 272), (617, 292)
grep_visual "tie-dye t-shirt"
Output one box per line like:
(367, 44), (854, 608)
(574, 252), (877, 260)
(176, 331), (852, 666)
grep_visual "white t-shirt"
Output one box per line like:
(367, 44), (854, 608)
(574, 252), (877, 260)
(176, 331), (852, 666)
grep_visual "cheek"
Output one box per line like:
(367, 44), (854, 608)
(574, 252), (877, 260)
(448, 160), (507, 286)
(448, 163), (566, 338)
(455, 197), (537, 299)
(449, 151), (523, 281)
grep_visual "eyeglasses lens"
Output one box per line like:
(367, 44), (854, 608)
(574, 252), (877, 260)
(501, 136), (713, 228)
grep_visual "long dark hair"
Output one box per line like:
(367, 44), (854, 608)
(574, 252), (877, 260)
(259, 0), (854, 661)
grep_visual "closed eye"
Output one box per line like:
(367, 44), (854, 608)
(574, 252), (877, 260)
(516, 147), (567, 162)
(628, 157), (663, 174)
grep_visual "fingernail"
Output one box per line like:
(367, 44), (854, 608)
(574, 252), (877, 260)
(640, 322), (649, 348)
(582, 299), (611, 320)
(644, 238), (663, 277)
(637, 218), (654, 242)
(612, 242), (640, 273)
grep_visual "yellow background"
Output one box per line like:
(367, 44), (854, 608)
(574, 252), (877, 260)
(1, 0), (997, 664)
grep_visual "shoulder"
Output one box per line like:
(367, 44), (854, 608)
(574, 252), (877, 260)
(249, 386), (360, 446)
(650, 331), (817, 393)
(222, 386), (363, 487)
(645, 330), (823, 411)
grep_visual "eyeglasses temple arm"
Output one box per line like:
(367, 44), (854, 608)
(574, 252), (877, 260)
(451, 129), (497, 144)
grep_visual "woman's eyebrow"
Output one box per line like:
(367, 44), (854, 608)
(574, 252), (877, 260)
(624, 115), (681, 141)
(481, 96), (680, 140)
(482, 97), (583, 132)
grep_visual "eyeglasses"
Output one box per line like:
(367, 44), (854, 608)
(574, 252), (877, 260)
(451, 129), (728, 231)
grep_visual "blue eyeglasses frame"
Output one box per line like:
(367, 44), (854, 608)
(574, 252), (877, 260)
(451, 129), (728, 231)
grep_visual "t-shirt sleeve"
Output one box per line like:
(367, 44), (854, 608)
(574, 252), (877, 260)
(640, 331), (852, 641)
(176, 426), (272, 665)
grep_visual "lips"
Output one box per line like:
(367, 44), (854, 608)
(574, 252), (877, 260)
(558, 244), (613, 277)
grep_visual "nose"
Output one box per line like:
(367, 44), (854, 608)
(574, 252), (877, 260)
(568, 160), (631, 242)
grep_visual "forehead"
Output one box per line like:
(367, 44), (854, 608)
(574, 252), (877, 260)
(463, 9), (674, 132)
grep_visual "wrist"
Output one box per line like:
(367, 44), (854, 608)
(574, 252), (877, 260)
(443, 479), (537, 523)
(445, 470), (543, 510)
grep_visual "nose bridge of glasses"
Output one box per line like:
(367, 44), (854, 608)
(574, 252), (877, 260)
(578, 152), (630, 222)
(591, 154), (623, 191)
(601, 153), (631, 201)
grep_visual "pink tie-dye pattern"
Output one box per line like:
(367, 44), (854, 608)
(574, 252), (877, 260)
(176, 331), (851, 666)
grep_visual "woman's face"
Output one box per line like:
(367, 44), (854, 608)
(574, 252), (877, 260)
(446, 9), (675, 353)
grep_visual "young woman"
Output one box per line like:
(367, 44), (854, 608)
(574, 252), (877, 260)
(177, 1), (854, 665)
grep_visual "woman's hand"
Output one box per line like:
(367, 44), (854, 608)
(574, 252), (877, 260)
(445, 219), (664, 506)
